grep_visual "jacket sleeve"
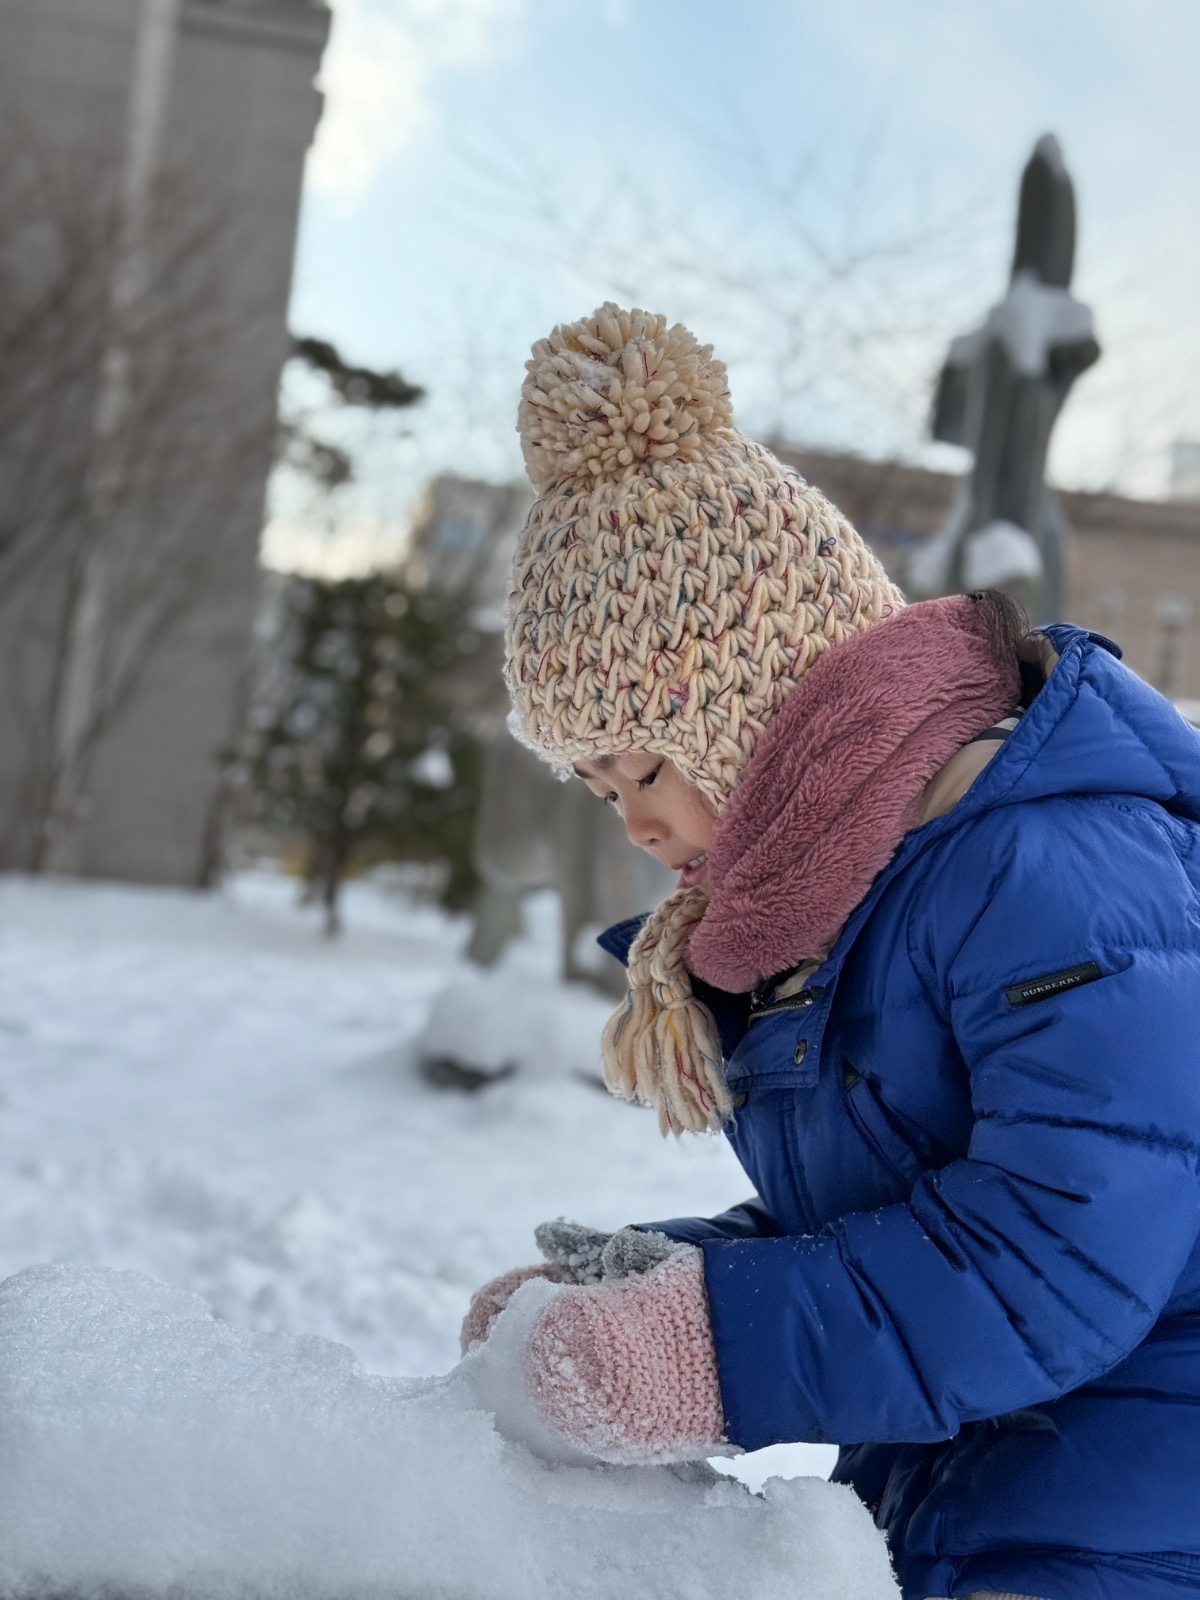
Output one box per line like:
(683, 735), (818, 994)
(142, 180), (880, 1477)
(638, 1196), (782, 1246)
(701, 802), (1200, 1450)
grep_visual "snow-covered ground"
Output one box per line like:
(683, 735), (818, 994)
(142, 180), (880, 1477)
(0, 870), (885, 1598)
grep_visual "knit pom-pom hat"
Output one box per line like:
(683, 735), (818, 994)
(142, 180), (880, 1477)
(504, 302), (905, 806)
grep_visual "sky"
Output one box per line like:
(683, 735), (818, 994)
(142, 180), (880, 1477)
(267, 0), (1200, 573)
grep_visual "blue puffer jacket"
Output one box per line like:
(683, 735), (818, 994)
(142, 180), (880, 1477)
(602, 625), (1200, 1600)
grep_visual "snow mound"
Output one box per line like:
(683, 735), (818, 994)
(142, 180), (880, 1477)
(0, 1264), (898, 1600)
(960, 518), (1043, 590)
(412, 958), (614, 1083)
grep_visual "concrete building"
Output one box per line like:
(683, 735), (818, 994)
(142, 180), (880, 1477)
(1171, 442), (1200, 504)
(407, 474), (534, 625)
(424, 452), (1200, 708)
(404, 475), (535, 737)
(0, 0), (329, 882)
(417, 456), (1200, 985)
(779, 447), (1200, 703)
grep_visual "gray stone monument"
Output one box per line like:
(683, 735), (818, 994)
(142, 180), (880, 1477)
(469, 724), (673, 999)
(409, 473), (674, 996)
(910, 134), (1101, 623)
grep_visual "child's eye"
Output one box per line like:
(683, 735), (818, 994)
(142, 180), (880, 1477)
(603, 792), (618, 806)
(637, 764), (662, 790)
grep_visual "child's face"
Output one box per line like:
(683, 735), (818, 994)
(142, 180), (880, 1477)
(572, 751), (718, 889)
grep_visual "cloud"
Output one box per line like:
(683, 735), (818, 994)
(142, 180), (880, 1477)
(261, 509), (410, 579)
(306, 0), (525, 207)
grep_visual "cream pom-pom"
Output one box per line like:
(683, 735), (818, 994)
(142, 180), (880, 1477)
(518, 303), (734, 493)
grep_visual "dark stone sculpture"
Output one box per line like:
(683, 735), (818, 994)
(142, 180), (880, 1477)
(912, 135), (1101, 623)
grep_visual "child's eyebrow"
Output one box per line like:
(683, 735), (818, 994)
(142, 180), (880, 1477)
(572, 755), (616, 778)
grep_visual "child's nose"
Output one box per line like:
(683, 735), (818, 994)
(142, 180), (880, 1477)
(625, 805), (666, 851)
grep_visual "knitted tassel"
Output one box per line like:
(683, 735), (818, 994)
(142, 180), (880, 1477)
(600, 886), (731, 1136)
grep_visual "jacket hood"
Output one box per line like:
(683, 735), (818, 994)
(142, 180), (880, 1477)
(962, 624), (1200, 826)
(686, 594), (1024, 993)
(599, 623), (1200, 985)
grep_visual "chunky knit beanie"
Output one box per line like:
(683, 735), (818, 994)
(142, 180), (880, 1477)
(504, 305), (905, 1133)
(505, 303), (904, 805)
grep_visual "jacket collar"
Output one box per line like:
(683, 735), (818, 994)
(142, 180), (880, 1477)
(600, 623), (1096, 985)
(686, 596), (1024, 992)
(914, 633), (1059, 824)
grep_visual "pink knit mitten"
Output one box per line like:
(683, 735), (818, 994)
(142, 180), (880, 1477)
(460, 1263), (564, 1354)
(524, 1248), (725, 1461)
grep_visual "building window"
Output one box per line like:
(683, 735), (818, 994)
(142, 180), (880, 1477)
(1170, 441), (1200, 502)
(1088, 585), (1125, 637)
(1151, 593), (1192, 698)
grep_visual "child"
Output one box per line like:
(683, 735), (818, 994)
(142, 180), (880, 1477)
(463, 304), (1200, 1600)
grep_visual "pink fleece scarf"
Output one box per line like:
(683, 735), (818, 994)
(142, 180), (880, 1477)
(687, 595), (1021, 993)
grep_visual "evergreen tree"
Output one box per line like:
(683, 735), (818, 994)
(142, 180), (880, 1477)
(242, 572), (484, 934)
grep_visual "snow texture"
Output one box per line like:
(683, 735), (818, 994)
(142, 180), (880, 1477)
(532, 1219), (679, 1285)
(534, 1217), (617, 1283)
(412, 949), (616, 1082)
(906, 511), (1043, 599)
(960, 518), (1044, 589)
(948, 267), (1095, 379)
(905, 520), (959, 599)
(0, 871), (852, 1586)
(0, 1263), (899, 1600)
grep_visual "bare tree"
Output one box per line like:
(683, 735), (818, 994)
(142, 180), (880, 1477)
(439, 120), (994, 468)
(425, 128), (989, 984)
(0, 118), (284, 871)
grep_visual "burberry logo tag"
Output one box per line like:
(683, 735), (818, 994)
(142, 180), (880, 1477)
(1005, 961), (1102, 1008)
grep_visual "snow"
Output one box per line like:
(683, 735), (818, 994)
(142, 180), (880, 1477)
(960, 518), (1044, 590)
(411, 743), (454, 788)
(906, 510), (1044, 599)
(985, 268), (1096, 378)
(411, 954), (615, 1083)
(0, 870), (879, 1597)
(947, 266), (1096, 381)
(0, 1264), (895, 1600)
(905, 520), (958, 599)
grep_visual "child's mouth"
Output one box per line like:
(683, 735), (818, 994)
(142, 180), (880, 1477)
(676, 852), (708, 888)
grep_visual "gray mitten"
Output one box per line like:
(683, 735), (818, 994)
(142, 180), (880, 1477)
(533, 1219), (612, 1284)
(599, 1226), (679, 1279)
(534, 1219), (680, 1285)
